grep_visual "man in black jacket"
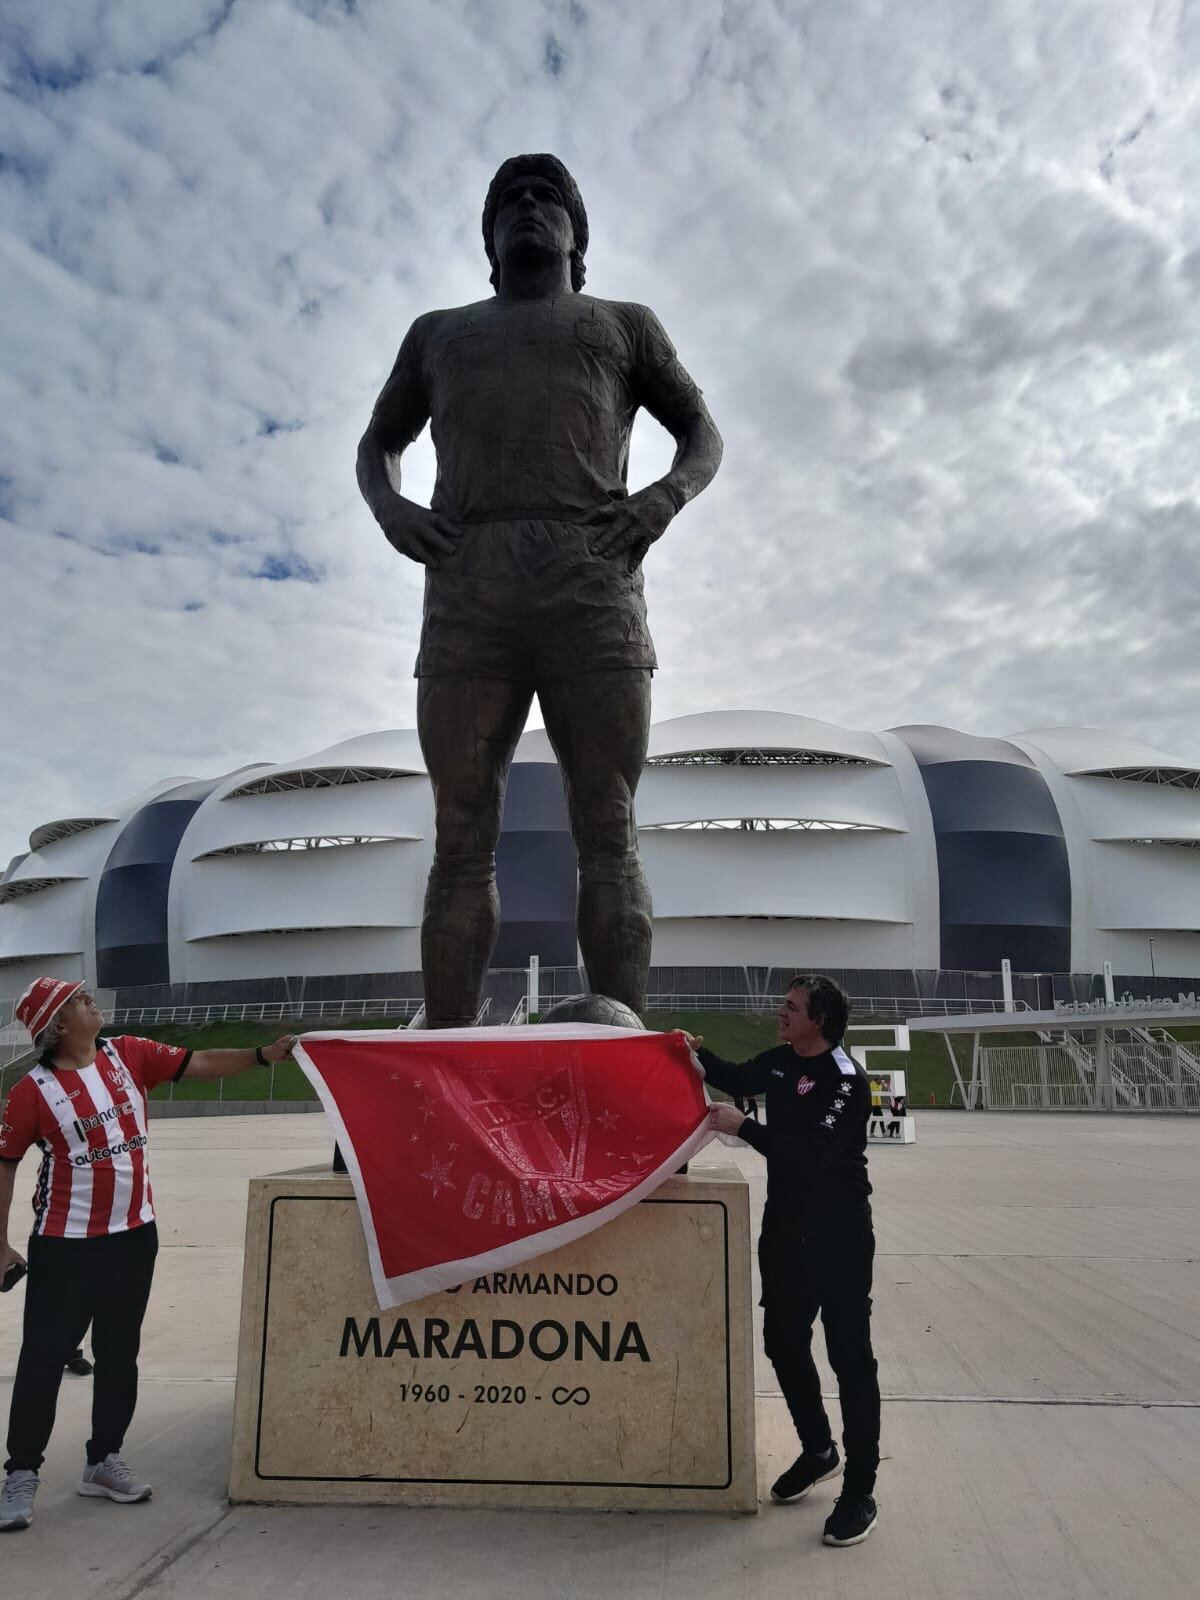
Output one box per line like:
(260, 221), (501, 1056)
(696, 974), (880, 1547)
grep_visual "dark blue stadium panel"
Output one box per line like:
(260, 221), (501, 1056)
(95, 779), (224, 988)
(492, 916), (579, 969)
(494, 762), (576, 968)
(500, 760), (573, 833)
(891, 726), (1071, 974)
(918, 760), (1066, 835)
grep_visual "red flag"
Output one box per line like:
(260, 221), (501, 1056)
(294, 1024), (712, 1309)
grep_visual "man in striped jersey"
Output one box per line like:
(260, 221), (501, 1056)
(0, 977), (295, 1532)
(695, 975), (882, 1548)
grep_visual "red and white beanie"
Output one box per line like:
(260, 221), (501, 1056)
(15, 977), (85, 1043)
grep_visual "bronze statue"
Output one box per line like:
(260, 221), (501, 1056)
(357, 155), (723, 1024)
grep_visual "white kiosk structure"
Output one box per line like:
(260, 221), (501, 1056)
(907, 995), (1200, 1112)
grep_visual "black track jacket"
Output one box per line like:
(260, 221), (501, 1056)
(697, 1041), (872, 1228)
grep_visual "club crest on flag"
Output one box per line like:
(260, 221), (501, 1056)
(431, 1057), (591, 1182)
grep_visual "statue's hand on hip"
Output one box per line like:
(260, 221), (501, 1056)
(380, 498), (463, 569)
(582, 484), (676, 565)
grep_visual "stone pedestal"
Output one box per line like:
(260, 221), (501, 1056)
(229, 1165), (757, 1512)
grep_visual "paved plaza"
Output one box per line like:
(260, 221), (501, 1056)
(1, 1110), (1197, 1599)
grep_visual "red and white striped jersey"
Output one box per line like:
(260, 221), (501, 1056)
(0, 1036), (189, 1238)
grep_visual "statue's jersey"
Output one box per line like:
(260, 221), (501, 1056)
(384, 295), (698, 523)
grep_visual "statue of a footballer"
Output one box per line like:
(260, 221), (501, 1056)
(357, 155), (723, 1025)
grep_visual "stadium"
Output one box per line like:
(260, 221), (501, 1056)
(3, 711), (1198, 1013)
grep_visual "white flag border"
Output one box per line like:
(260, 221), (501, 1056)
(292, 1025), (714, 1311)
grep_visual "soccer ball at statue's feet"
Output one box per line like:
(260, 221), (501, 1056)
(539, 994), (644, 1029)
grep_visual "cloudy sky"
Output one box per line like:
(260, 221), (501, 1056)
(3, 0), (1199, 862)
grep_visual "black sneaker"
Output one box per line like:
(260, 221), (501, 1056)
(822, 1490), (878, 1546)
(770, 1445), (841, 1502)
(65, 1354), (93, 1377)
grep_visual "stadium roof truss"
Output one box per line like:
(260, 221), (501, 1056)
(28, 818), (113, 850)
(640, 818), (890, 831)
(188, 924), (384, 941)
(644, 749), (881, 768)
(0, 876), (81, 904)
(1107, 837), (1200, 849)
(196, 836), (407, 859)
(1082, 766), (1200, 790)
(223, 766), (418, 797)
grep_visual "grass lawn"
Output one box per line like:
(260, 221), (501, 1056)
(643, 1010), (1015, 1106)
(127, 1017), (400, 1103)
(126, 1011), (1194, 1109)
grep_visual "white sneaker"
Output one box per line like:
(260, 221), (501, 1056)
(78, 1454), (152, 1503)
(0, 1469), (39, 1531)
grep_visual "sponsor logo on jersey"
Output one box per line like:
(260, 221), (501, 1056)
(72, 1101), (134, 1141)
(72, 1134), (148, 1168)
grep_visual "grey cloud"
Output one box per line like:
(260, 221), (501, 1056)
(3, 0), (1200, 861)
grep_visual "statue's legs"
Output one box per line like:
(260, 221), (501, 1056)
(538, 670), (653, 1015)
(417, 675), (534, 1026)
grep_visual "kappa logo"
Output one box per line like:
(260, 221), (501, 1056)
(796, 1075), (817, 1096)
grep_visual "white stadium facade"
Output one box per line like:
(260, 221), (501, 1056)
(2, 712), (1199, 1011)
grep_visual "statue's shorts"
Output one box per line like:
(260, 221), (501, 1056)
(414, 518), (658, 679)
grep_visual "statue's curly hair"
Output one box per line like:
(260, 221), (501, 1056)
(482, 154), (588, 293)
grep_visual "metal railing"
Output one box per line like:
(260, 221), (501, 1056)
(1137, 1028), (1200, 1089)
(111, 997), (423, 1028)
(980, 1040), (1200, 1112)
(0, 1046), (37, 1102)
(644, 993), (1031, 1018)
(108, 991), (1025, 1030)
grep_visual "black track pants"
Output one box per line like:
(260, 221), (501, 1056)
(5, 1224), (158, 1472)
(759, 1220), (880, 1495)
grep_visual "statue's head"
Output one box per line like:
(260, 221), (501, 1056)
(483, 153), (588, 292)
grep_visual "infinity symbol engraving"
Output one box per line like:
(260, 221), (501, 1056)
(551, 1385), (591, 1406)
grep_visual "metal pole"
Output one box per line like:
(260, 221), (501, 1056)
(943, 1033), (968, 1106)
(1168, 1039), (1185, 1112)
(1149, 939), (1156, 986)
(528, 955), (540, 1020)
(1095, 1026), (1113, 1110)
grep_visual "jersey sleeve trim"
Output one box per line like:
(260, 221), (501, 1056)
(832, 1046), (858, 1077)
